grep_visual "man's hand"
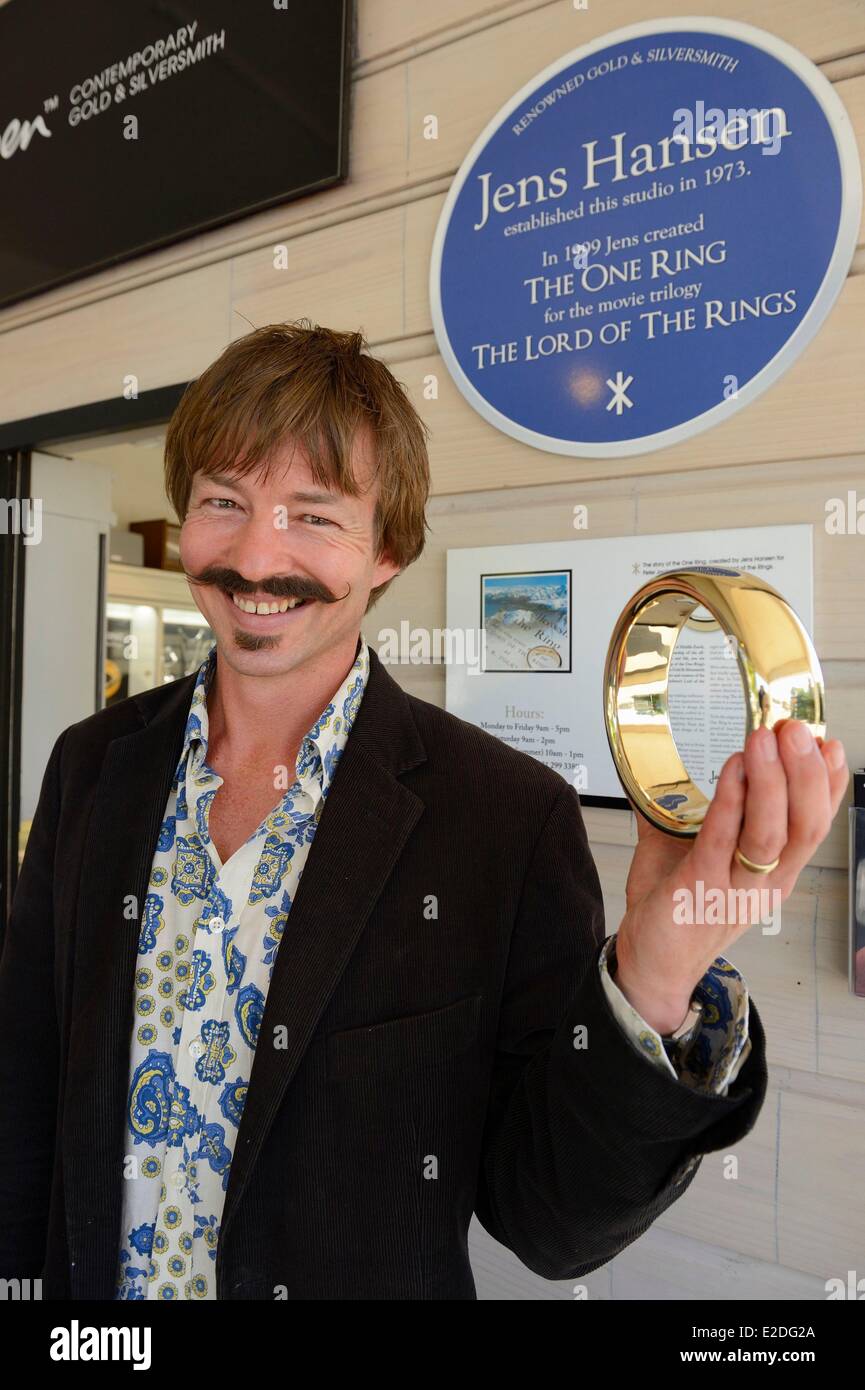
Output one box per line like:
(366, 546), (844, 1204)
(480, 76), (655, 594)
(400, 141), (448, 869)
(613, 720), (849, 1035)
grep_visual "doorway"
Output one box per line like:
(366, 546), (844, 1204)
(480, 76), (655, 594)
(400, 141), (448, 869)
(0, 385), (191, 931)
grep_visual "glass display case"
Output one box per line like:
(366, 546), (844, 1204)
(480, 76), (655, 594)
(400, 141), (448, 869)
(105, 562), (214, 706)
(18, 567), (214, 870)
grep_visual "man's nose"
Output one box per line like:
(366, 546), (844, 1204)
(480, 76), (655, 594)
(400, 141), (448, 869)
(222, 508), (304, 586)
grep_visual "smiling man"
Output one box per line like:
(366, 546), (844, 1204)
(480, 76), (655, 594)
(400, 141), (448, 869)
(0, 321), (848, 1301)
(171, 426), (401, 868)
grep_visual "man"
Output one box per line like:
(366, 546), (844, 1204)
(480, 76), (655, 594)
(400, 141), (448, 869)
(0, 323), (848, 1300)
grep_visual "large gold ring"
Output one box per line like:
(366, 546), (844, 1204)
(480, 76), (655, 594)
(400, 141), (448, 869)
(603, 567), (825, 837)
(734, 846), (781, 875)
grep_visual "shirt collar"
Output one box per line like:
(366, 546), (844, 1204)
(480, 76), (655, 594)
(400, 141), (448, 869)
(178, 633), (370, 799)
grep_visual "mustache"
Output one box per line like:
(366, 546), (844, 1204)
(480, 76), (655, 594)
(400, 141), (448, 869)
(184, 565), (350, 604)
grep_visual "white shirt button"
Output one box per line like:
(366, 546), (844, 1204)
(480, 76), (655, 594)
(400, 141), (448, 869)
(209, 916), (225, 933)
(188, 1038), (204, 1059)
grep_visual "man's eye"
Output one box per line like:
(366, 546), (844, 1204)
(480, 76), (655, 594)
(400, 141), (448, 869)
(204, 498), (236, 510)
(302, 514), (333, 526)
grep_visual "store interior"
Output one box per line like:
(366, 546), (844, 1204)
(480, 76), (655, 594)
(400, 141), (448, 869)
(17, 427), (213, 864)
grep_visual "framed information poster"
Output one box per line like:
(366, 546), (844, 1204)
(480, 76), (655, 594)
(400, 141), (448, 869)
(445, 524), (814, 809)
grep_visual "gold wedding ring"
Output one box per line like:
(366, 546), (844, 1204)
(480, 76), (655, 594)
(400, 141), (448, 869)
(603, 567), (826, 837)
(734, 846), (781, 875)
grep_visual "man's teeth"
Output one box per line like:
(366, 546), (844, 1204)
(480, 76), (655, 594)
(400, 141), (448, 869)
(230, 593), (306, 614)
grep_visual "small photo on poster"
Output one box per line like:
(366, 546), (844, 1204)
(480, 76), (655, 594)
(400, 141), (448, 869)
(480, 570), (571, 673)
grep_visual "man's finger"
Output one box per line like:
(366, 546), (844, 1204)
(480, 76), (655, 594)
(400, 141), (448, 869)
(735, 726), (788, 873)
(755, 719), (832, 894)
(820, 739), (850, 818)
(691, 750), (746, 881)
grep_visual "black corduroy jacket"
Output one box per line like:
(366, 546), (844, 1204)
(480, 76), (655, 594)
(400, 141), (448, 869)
(0, 642), (767, 1299)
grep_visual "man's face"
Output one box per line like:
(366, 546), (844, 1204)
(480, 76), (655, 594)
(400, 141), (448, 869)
(179, 425), (400, 677)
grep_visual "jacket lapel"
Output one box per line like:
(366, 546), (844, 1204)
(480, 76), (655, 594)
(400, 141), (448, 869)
(219, 647), (427, 1241)
(63, 645), (426, 1296)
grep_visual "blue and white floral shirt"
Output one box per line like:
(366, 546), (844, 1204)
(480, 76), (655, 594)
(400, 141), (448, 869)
(115, 633), (749, 1299)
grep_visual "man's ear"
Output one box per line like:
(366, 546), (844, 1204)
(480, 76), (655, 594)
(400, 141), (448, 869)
(372, 548), (403, 585)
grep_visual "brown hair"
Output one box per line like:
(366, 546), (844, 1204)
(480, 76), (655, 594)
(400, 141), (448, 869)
(164, 320), (432, 612)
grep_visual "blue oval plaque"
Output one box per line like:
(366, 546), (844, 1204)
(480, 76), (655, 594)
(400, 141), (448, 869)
(430, 20), (861, 456)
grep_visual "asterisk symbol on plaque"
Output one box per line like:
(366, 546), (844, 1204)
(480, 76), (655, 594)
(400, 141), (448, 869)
(606, 371), (634, 414)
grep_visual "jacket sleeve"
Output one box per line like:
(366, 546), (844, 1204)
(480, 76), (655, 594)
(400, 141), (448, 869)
(473, 778), (768, 1282)
(0, 729), (67, 1277)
